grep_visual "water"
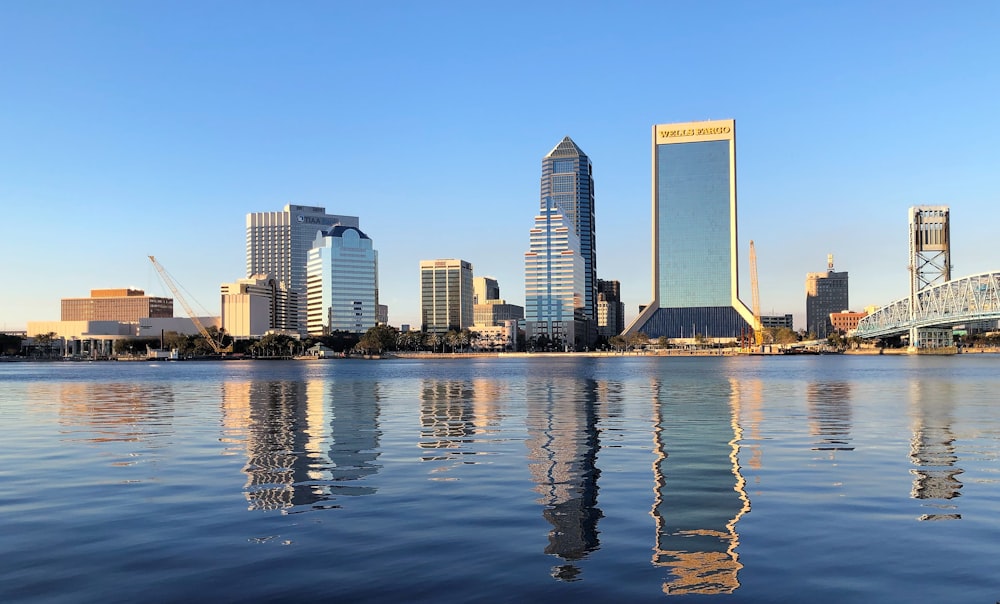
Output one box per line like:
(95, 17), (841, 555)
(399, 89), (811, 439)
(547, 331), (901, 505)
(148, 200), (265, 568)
(1, 355), (998, 603)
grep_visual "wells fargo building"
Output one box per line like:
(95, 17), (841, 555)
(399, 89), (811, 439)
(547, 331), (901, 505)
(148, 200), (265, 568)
(626, 119), (755, 339)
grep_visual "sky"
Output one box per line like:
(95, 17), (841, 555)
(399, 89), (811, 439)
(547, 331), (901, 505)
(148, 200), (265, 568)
(3, 1), (999, 332)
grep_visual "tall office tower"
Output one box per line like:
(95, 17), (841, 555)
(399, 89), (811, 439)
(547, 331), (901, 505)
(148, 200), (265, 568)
(473, 276), (500, 304)
(805, 254), (849, 339)
(306, 226), (378, 336)
(541, 137), (597, 335)
(524, 196), (587, 349)
(625, 119), (755, 340)
(221, 275), (300, 338)
(246, 204), (359, 332)
(420, 259), (474, 334)
(596, 279), (625, 338)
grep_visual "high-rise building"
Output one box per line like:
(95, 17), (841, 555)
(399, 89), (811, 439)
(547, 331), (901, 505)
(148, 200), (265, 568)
(306, 226), (379, 335)
(596, 279), (625, 338)
(540, 137), (597, 335)
(805, 254), (849, 339)
(525, 196), (587, 349)
(626, 119), (755, 340)
(420, 259), (474, 334)
(61, 289), (173, 322)
(220, 275), (299, 338)
(473, 276), (500, 304)
(246, 204), (359, 332)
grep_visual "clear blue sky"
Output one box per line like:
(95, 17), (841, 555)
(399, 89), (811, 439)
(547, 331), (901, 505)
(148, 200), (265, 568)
(3, 1), (999, 332)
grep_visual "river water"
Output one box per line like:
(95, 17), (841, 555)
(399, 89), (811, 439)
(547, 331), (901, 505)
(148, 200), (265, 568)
(1, 355), (998, 603)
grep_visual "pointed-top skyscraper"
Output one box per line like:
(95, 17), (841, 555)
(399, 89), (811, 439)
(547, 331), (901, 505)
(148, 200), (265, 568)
(540, 137), (597, 336)
(526, 137), (597, 350)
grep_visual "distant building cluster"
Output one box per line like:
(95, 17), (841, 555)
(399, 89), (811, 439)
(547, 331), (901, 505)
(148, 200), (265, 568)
(32, 116), (950, 355)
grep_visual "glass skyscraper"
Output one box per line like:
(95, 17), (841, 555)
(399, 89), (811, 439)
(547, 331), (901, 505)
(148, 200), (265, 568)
(246, 204), (359, 334)
(627, 119), (754, 339)
(524, 197), (586, 349)
(305, 226), (378, 335)
(540, 137), (596, 328)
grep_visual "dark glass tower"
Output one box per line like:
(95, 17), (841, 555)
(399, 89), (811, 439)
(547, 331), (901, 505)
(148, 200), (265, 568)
(541, 137), (597, 331)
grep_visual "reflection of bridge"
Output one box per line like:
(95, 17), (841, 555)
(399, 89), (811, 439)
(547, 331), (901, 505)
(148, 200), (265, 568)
(854, 271), (1000, 340)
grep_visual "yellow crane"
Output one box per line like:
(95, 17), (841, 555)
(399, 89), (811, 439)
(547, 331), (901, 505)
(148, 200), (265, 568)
(148, 255), (231, 354)
(748, 241), (764, 345)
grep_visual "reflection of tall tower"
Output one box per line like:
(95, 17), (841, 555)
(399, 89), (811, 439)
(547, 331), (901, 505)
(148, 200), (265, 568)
(650, 375), (750, 595)
(419, 379), (476, 459)
(226, 376), (381, 511)
(807, 382), (854, 455)
(327, 380), (382, 496)
(908, 381), (962, 521)
(525, 376), (602, 581)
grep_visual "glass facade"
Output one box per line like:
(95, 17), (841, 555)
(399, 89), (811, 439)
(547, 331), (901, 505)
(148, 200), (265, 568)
(540, 137), (596, 325)
(524, 199), (585, 347)
(247, 204), (359, 334)
(631, 120), (754, 340)
(658, 140), (732, 307)
(306, 226), (378, 335)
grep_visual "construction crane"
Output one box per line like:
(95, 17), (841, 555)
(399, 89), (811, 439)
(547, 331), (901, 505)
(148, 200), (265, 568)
(748, 241), (764, 345)
(148, 255), (231, 354)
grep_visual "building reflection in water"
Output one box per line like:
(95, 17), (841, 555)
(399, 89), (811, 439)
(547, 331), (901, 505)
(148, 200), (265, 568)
(525, 376), (602, 582)
(908, 380), (962, 521)
(650, 376), (750, 595)
(418, 377), (505, 469)
(807, 381), (854, 456)
(222, 377), (381, 512)
(55, 382), (176, 448)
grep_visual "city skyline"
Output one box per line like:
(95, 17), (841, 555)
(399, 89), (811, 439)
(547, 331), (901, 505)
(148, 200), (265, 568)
(3, 3), (1000, 331)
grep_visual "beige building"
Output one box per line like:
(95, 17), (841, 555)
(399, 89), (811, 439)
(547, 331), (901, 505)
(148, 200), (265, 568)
(473, 300), (524, 327)
(61, 289), (173, 322)
(221, 275), (299, 338)
(420, 259), (474, 334)
(473, 320), (519, 351)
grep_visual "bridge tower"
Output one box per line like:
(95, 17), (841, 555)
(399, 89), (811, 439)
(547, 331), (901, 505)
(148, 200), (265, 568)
(908, 206), (952, 348)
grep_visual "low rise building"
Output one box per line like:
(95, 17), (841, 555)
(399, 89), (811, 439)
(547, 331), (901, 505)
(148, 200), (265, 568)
(830, 310), (867, 333)
(473, 300), (524, 327)
(221, 275), (299, 338)
(61, 288), (173, 322)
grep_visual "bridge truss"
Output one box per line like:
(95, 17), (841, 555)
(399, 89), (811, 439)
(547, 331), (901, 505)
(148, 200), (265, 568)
(854, 271), (1000, 339)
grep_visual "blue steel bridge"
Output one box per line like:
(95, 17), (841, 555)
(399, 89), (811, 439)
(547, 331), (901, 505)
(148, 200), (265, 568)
(854, 271), (1000, 340)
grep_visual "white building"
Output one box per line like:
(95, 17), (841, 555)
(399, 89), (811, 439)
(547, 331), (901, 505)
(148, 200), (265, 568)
(246, 204), (359, 333)
(524, 197), (586, 349)
(220, 275), (299, 338)
(306, 226), (379, 335)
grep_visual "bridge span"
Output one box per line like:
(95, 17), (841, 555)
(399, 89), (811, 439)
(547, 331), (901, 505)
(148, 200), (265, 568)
(854, 271), (1000, 342)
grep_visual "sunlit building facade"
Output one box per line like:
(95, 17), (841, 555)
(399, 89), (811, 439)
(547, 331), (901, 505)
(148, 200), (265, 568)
(306, 226), (378, 336)
(61, 289), (173, 323)
(524, 197), (586, 349)
(221, 275), (300, 338)
(420, 259), (474, 334)
(540, 137), (597, 331)
(246, 204), (359, 333)
(626, 119), (754, 340)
